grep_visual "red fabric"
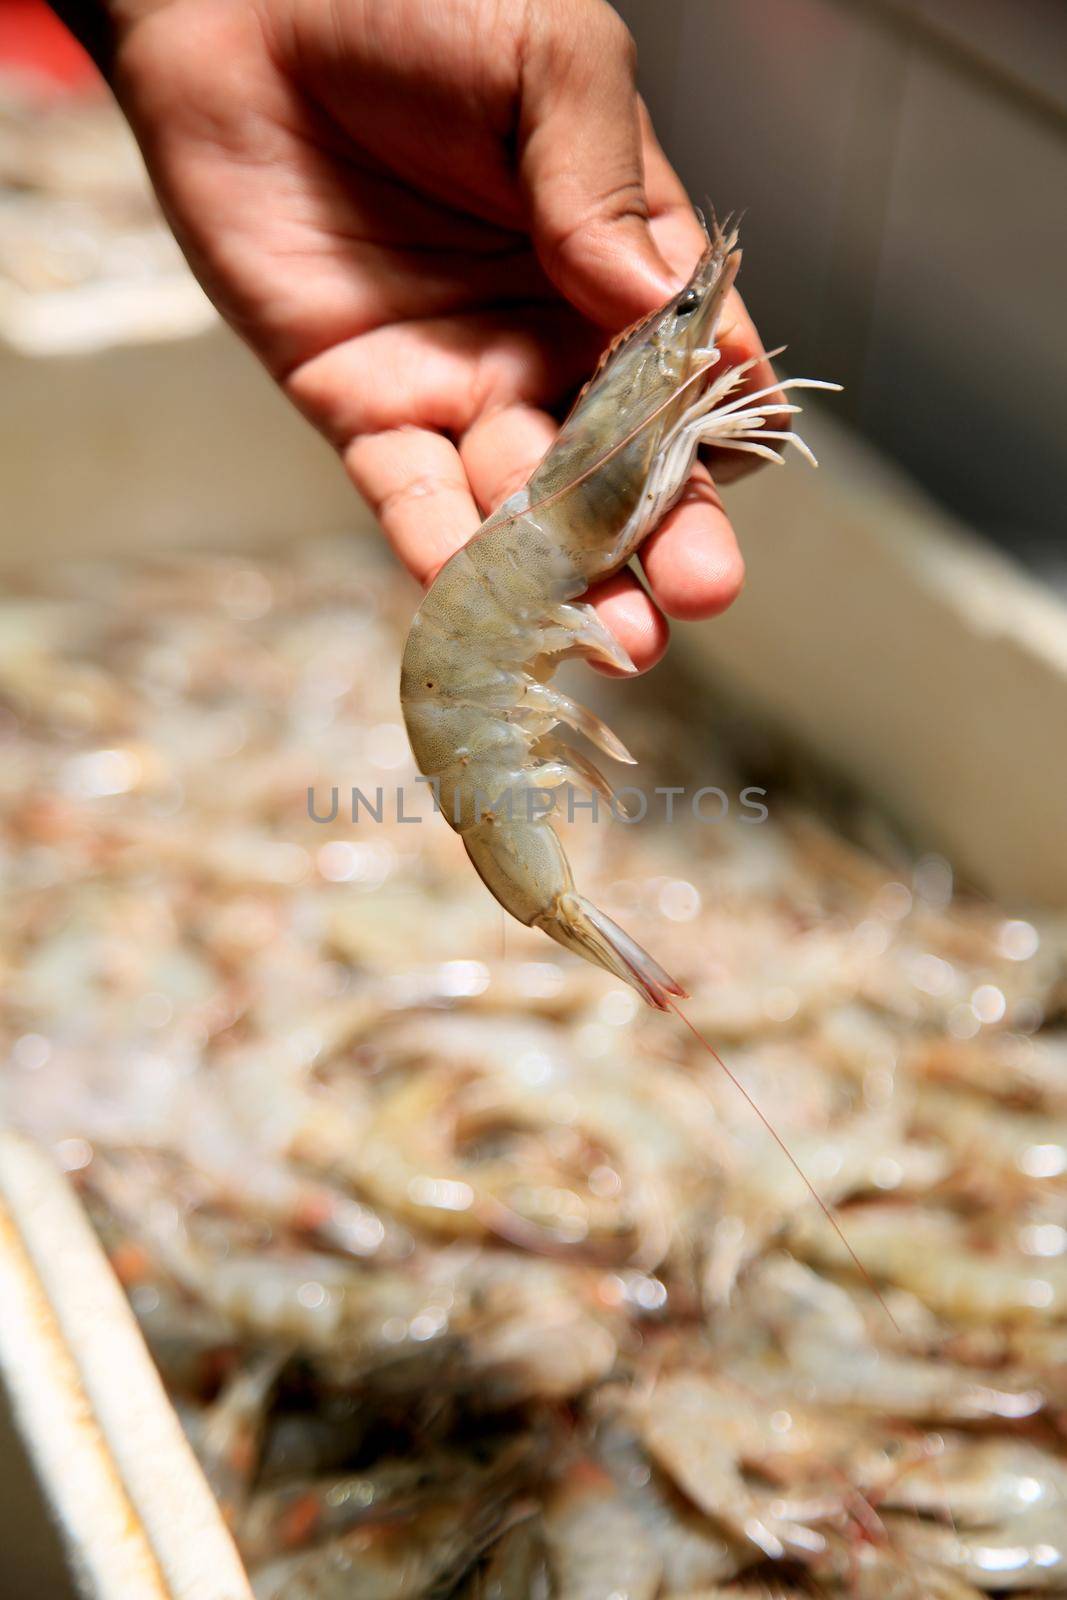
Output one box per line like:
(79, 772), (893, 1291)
(0, 0), (101, 90)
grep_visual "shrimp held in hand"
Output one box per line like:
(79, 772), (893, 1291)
(401, 218), (836, 1007)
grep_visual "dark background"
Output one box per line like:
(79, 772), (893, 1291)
(613, 0), (1067, 589)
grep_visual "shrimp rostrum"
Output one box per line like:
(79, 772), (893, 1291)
(401, 218), (834, 1007)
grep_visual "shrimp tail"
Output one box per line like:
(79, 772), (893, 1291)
(463, 820), (685, 1008)
(533, 892), (688, 1010)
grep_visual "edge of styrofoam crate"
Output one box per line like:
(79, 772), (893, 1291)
(0, 314), (364, 560)
(681, 406), (1067, 906)
(0, 1131), (253, 1600)
(3, 299), (1064, 904)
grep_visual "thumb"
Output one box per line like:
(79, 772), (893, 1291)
(517, 2), (679, 329)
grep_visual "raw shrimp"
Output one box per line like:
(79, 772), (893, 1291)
(885, 1508), (1067, 1591)
(188, 1349), (285, 1526)
(458, 1514), (550, 1599)
(401, 218), (832, 1007)
(542, 1459), (664, 1600)
(626, 1370), (840, 1561)
(812, 1542), (990, 1600)
(84, 1153), (469, 1386)
(788, 1203), (1067, 1325)
(593, 1424), (750, 1591)
(344, 1013), (710, 1266)
(239, 1434), (545, 1568)
(249, 1492), (510, 1600)
(719, 1256), (1044, 1424)
(880, 1437), (1067, 1528)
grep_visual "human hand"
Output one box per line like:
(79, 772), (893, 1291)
(102, 0), (780, 669)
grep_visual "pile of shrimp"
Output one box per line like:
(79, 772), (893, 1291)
(3, 538), (1067, 1598)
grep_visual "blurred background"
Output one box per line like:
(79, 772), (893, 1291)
(1, 5), (1066, 1595)
(2, 0), (1064, 579)
(4, 0), (1063, 899)
(614, 0), (1067, 590)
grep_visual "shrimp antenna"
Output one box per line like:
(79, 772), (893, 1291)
(667, 997), (901, 1334)
(698, 200), (745, 252)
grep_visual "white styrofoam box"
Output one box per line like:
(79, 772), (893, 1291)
(611, 0), (1067, 560)
(0, 317), (364, 563)
(686, 403), (1067, 908)
(916, 0), (1067, 111)
(861, 46), (1066, 554)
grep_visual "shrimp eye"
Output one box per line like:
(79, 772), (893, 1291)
(676, 288), (700, 317)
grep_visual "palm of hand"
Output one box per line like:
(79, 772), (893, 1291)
(115, 0), (774, 667)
